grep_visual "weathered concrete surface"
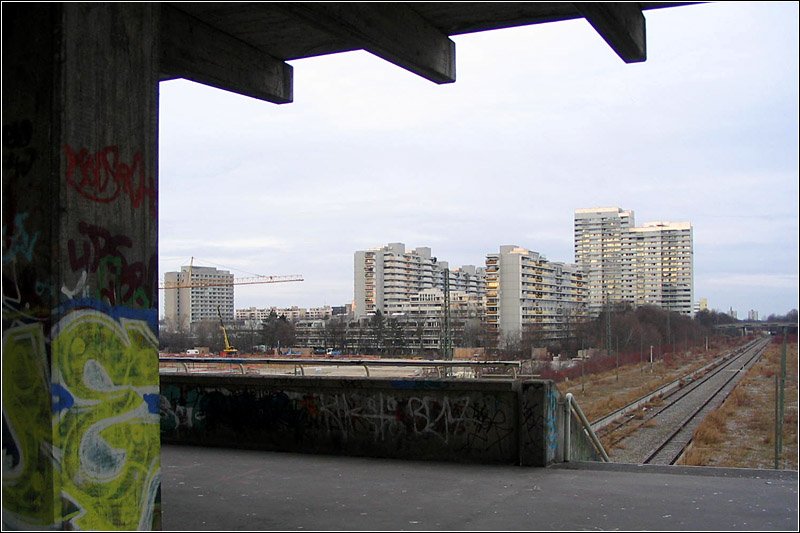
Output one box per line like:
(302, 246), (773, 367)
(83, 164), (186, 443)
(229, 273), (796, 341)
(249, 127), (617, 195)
(2, 4), (161, 530)
(160, 444), (799, 531)
(160, 374), (602, 466)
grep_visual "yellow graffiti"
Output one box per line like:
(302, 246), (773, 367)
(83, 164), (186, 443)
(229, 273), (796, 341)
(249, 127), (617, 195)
(2, 312), (160, 530)
(2, 323), (56, 529)
(52, 311), (160, 530)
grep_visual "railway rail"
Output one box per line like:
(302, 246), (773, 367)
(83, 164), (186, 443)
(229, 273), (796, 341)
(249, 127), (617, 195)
(598, 336), (771, 465)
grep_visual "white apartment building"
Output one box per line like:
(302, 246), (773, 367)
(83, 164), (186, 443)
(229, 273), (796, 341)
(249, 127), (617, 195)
(163, 265), (234, 332)
(575, 208), (694, 316)
(485, 245), (587, 344)
(574, 207), (635, 315)
(235, 305), (334, 323)
(354, 242), (485, 318)
(621, 221), (694, 314)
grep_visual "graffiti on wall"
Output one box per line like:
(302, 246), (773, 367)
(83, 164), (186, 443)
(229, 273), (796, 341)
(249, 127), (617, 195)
(3, 112), (160, 528)
(67, 220), (156, 307)
(160, 386), (518, 458)
(2, 310), (161, 530)
(2, 323), (54, 529)
(63, 144), (156, 216)
(2, 118), (50, 322)
(545, 386), (559, 463)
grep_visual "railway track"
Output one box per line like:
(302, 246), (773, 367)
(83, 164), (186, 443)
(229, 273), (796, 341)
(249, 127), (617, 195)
(598, 336), (771, 465)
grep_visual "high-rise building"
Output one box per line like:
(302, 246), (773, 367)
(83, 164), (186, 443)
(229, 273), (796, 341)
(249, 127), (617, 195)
(354, 242), (485, 318)
(163, 265), (234, 332)
(575, 208), (694, 316)
(621, 221), (694, 314)
(574, 207), (635, 315)
(485, 245), (587, 344)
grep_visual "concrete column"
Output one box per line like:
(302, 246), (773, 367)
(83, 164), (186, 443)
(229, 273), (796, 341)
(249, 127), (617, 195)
(518, 380), (560, 466)
(3, 4), (161, 529)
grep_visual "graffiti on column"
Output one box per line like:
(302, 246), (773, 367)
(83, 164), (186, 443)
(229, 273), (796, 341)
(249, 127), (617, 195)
(3, 121), (160, 529)
(3, 308), (160, 530)
(545, 386), (559, 463)
(63, 144), (156, 216)
(2, 323), (55, 529)
(52, 309), (160, 530)
(67, 220), (156, 308)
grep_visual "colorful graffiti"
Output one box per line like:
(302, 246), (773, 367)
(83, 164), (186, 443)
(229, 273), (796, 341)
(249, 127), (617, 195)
(4, 11), (160, 529)
(545, 385), (560, 463)
(2, 323), (54, 529)
(67, 221), (156, 307)
(2, 310), (160, 530)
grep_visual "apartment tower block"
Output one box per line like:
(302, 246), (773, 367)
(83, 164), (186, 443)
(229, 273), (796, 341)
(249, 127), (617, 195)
(163, 265), (235, 332)
(575, 207), (694, 315)
(485, 245), (587, 344)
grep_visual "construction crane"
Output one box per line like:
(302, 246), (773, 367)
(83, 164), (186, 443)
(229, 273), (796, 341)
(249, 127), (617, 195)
(158, 257), (303, 335)
(217, 305), (238, 357)
(158, 257), (304, 289)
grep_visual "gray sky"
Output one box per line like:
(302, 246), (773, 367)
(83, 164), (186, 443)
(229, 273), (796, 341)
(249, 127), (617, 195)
(158, 1), (799, 319)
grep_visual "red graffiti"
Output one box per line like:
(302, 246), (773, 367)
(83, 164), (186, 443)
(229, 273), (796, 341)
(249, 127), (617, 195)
(64, 144), (155, 214)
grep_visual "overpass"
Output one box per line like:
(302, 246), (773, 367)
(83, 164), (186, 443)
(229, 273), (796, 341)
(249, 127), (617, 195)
(714, 321), (798, 335)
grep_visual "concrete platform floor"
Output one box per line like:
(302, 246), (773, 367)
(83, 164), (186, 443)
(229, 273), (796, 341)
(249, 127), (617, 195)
(161, 444), (798, 531)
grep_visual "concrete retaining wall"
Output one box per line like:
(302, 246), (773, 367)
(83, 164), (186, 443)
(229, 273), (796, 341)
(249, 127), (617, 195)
(160, 374), (602, 466)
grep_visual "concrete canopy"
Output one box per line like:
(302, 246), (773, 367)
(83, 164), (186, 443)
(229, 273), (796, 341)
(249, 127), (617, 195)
(159, 2), (695, 104)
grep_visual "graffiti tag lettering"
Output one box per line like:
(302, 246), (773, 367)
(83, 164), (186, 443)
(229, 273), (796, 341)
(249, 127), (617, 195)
(64, 144), (155, 215)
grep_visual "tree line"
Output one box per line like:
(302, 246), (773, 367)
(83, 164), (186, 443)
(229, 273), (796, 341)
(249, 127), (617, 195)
(159, 305), (797, 357)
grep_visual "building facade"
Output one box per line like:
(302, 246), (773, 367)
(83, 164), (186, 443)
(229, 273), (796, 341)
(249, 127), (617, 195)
(295, 288), (483, 355)
(163, 265), (235, 332)
(354, 242), (485, 318)
(575, 208), (694, 316)
(574, 207), (635, 315)
(485, 245), (587, 345)
(236, 305), (335, 323)
(621, 221), (694, 314)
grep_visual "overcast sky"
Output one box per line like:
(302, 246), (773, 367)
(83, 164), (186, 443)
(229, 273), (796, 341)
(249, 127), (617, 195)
(158, 1), (799, 319)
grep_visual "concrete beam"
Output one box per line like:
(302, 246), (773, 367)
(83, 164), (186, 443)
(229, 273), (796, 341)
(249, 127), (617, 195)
(278, 2), (456, 84)
(574, 2), (646, 63)
(159, 4), (293, 103)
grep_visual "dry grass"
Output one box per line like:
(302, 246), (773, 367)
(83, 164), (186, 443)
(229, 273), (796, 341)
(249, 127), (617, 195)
(678, 339), (798, 470)
(558, 343), (728, 422)
(558, 337), (798, 470)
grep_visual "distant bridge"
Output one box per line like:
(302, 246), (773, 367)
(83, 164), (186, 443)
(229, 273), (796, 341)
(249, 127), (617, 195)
(713, 321), (797, 334)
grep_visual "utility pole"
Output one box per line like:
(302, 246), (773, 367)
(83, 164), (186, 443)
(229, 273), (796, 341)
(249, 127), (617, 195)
(605, 293), (611, 358)
(442, 267), (453, 362)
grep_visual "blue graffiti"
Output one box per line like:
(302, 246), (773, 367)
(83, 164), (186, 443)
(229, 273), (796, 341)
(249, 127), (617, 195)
(142, 393), (160, 415)
(55, 297), (158, 334)
(2, 212), (39, 264)
(51, 383), (75, 413)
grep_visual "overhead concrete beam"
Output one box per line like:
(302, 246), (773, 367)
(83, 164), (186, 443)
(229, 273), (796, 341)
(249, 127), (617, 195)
(159, 4), (293, 103)
(574, 2), (647, 63)
(278, 2), (456, 84)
